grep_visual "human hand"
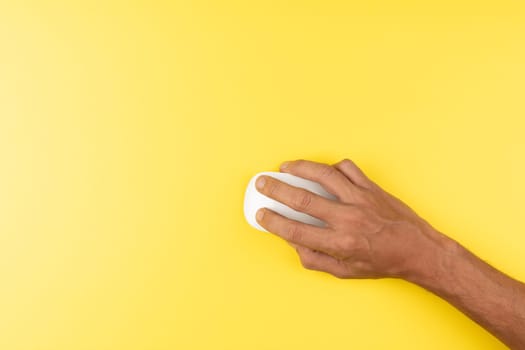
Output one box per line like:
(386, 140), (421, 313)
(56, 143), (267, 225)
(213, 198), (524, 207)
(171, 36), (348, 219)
(255, 159), (525, 348)
(255, 159), (450, 279)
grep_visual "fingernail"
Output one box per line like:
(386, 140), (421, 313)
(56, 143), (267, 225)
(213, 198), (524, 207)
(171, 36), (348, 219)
(280, 161), (290, 170)
(256, 176), (266, 190)
(256, 208), (265, 221)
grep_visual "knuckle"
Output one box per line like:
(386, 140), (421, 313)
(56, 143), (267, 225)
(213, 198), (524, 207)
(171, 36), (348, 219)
(341, 158), (355, 167)
(334, 235), (356, 257)
(295, 159), (306, 167)
(342, 205), (366, 223)
(293, 190), (313, 211)
(286, 223), (303, 244)
(300, 256), (314, 270)
(335, 205), (357, 225)
(332, 261), (352, 279)
(331, 265), (350, 279)
(266, 180), (280, 197)
(332, 271), (347, 279)
(291, 159), (305, 171)
(319, 165), (337, 179)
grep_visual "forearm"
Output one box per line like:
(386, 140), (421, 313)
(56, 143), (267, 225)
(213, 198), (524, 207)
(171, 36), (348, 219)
(406, 226), (525, 349)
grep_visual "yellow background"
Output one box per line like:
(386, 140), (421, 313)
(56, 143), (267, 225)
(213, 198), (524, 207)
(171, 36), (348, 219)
(1, 1), (524, 349)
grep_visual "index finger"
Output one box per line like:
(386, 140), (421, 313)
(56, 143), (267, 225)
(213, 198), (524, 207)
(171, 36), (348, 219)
(256, 175), (340, 222)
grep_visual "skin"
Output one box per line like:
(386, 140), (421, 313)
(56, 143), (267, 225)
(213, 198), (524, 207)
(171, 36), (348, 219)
(255, 159), (525, 349)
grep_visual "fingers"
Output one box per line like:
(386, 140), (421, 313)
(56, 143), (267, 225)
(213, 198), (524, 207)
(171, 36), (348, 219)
(333, 159), (372, 189)
(256, 175), (340, 221)
(256, 208), (336, 256)
(295, 246), (348, 278)
(280, 159), (355, 200)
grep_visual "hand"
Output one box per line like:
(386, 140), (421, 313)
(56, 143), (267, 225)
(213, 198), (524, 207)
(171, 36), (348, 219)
(256, 160), (525, 348)
(255, 159), (451, 279)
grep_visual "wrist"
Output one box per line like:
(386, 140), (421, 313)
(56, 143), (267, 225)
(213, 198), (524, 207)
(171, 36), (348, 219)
(401, 223), (465, 289)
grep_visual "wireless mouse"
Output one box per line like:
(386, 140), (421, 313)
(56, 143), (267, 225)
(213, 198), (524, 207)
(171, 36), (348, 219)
(243, 171), (337, 232)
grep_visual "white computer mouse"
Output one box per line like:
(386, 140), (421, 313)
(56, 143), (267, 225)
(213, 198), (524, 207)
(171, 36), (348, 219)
(243, 171), (337, 232)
